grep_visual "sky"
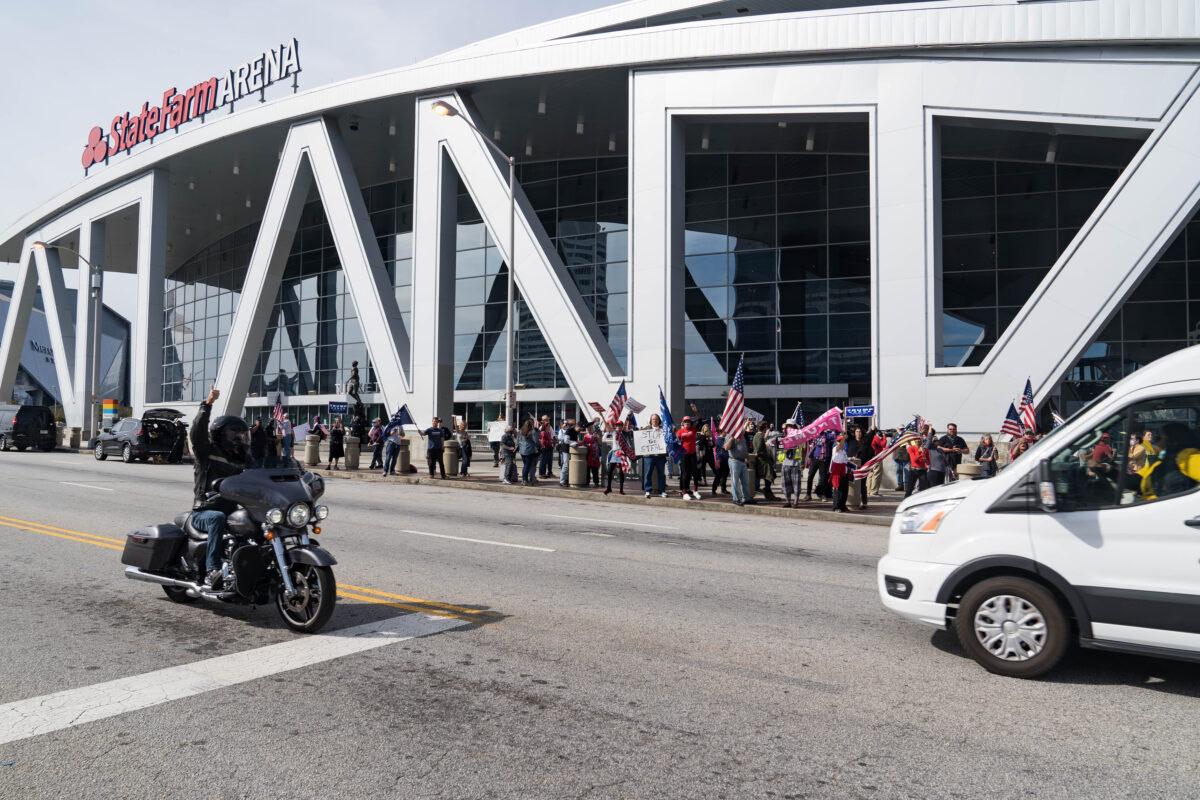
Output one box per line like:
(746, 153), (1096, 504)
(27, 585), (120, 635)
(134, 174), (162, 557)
(0, 0), (615, 318)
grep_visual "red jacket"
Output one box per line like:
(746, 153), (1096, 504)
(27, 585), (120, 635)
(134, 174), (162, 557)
(871, 433), (888, 456)
(907, 443), (930, 470)
(677, 426), (697, 455)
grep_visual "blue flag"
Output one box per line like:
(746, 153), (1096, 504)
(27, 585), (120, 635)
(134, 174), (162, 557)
(388, 404), (416, 431)
(658, 386), (684, 463)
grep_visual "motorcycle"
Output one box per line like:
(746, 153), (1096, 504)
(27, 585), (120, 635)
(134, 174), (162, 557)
(120, 462), (338, 632)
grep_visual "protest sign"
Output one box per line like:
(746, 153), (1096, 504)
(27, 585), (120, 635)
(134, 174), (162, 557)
(486, 420), (506, 443)
(633, 428), (667, 456)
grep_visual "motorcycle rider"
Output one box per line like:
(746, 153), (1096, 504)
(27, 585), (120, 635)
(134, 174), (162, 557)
(190, 386), (251, 589)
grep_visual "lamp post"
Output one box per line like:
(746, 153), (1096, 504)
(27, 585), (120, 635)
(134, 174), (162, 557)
(31, 241), (104, 439)
(430, 99), (517, 427)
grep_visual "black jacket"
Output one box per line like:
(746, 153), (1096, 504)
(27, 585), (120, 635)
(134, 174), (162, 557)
(190, 402), (244, 513)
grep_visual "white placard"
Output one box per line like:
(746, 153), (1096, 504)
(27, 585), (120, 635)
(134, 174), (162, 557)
(745, 407), (765, 425)
(486, 420), (507, 443)
(633, 428), (667, 456)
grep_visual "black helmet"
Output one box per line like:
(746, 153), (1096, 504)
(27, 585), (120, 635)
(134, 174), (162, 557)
(209, 415), (250, 466)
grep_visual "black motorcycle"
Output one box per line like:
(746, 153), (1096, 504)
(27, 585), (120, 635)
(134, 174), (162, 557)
(120, 463), (338, 632)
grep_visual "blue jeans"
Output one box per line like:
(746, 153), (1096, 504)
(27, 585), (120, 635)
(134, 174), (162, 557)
(729, 459), (750, 504)
(282, 435), (294, 459)
(559, 450), (570, 486)
(642, 455), (666, 494)
(522, 453), (537, 483)
(538, 448), (554, 477)
(383, 442), (399, 475)
(191, 509), (228, 573)
(895, 462), (910, 491)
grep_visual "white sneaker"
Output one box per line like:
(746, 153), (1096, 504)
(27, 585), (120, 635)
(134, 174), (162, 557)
(660, 492), (668, 498)
(645, 491), (651, 498)
(692, 491), (702, 500)
(684, 495), (694, 501)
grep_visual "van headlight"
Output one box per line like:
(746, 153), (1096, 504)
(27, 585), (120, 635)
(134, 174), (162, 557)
(899, 499), (961, 534)
(286, 503), (312, 528)
(266, 508), (284, 525)
(314, 504), (329, 521)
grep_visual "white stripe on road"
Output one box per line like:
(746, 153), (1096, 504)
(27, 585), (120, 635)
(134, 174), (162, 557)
(59, 481), (113, 492)
(544, 513), (678, 531)
(398, 529), (555, 553)
(0, 613), (464, 746)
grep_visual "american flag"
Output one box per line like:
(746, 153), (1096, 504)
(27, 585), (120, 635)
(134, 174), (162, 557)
(1000, 402), (1024, 439)
(1018, 378), (1037, 433)
(606, 381), (628, 425)
(787, 401), (805, 428)
(854, 431), (921, 480)
(272, 396), (286, 425)
(719, 355), (746, 436)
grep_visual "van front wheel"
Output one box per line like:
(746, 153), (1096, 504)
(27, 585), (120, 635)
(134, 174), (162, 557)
(954, 576), (1069, 679)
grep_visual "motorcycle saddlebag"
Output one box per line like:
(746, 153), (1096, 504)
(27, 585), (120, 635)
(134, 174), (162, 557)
(121, 524), (186, 571)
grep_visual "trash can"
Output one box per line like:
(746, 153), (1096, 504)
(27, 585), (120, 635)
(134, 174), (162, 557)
(344, 435), (361, 470)
(443, 440), (460, 477)
(398, 437), (411, 473)
(569, 444), (588, 487)
(304, 434), (321, 467)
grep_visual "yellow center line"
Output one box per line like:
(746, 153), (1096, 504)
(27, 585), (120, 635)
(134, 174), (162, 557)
(0, 512), (489, 622)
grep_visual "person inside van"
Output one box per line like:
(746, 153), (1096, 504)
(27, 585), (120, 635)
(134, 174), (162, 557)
(1138, 422), (1200, 501)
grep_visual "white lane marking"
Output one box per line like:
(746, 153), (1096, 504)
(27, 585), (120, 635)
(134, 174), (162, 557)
(575, 531), (615, 538)
(398, 529), (555, 553)
(544, 513), (678, 530)
(59, 481), (113, 492)
(49, 460), (91, 467)
(0, 613), (464, 746)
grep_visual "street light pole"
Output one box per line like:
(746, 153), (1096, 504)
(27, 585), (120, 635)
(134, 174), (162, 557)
(430, 100), (518, 427)
(32, 241), (104, 439)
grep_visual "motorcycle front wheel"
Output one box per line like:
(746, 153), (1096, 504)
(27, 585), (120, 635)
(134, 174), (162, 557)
(275, 564), (336, 633)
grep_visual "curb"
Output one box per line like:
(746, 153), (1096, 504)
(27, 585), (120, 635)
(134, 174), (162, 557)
(307, 467), (893, 527)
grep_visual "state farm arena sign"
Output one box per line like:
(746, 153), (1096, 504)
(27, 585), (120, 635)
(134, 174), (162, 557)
(81, 39), (301, 172)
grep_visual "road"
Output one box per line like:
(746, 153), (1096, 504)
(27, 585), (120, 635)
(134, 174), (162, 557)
(0, 450), (1197, 799)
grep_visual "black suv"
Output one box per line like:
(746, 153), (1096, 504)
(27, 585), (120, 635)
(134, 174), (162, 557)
(92, 409), (186, 463)
(0, 404), (57, 452)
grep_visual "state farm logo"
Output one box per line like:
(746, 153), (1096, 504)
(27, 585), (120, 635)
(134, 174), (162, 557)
(81, 126), (109, 169)
(78, 39), (300, 174)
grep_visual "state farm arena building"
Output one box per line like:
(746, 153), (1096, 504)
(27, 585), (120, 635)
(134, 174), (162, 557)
(3, 0), (1200, 437)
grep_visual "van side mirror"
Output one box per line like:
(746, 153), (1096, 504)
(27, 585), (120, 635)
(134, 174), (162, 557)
(101, 427), (111, 434)
(1037, 458), (1057, 512)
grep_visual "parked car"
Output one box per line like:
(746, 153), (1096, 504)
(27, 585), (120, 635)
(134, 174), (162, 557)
(0, 404), (57, 452)
(92, 409), (186, 463)
(878, 343), (1200, 678)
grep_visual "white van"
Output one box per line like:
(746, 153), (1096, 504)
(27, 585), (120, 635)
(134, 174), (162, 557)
(878, 344), (1200, 678)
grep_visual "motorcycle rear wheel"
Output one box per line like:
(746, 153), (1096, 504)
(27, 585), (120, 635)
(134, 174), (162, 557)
(162, 585), (198, 603)
(275, 564), (336, 633)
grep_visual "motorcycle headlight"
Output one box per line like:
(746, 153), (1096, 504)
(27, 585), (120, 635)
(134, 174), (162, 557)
(898, 499), (961, 534)
(314, 504), (329, 521)
(266, 507), (284, 525)
(286, 503), (312, 528)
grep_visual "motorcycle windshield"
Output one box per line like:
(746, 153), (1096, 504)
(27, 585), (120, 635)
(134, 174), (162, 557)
(218, 467), (323, 519)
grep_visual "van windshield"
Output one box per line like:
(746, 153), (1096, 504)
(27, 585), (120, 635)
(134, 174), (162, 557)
(1015, 392), (1111, 461)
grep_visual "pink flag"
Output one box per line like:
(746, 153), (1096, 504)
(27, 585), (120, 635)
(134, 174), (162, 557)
(780, 406), (843, 448)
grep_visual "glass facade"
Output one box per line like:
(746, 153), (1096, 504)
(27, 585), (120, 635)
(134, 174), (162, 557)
(164, 158), (626, 409)
(1060, 206), (1200, 413)
(453, 157), (628, 392)
(162, 180), (414, 403)
(939, 122), (1146, 367)
(683, 121), (872, 400)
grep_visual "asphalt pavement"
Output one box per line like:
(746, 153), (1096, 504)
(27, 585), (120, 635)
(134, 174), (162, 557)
(1, 448), (1198, 799)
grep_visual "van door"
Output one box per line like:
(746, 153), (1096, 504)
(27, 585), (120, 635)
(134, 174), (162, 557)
(1027, 391), (1200, 652)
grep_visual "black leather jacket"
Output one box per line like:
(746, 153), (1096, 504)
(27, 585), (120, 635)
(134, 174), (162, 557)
(190, 402), (243, 513)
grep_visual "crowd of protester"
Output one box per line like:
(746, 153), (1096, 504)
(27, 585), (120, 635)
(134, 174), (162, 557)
(252, 406), (1044, 515)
